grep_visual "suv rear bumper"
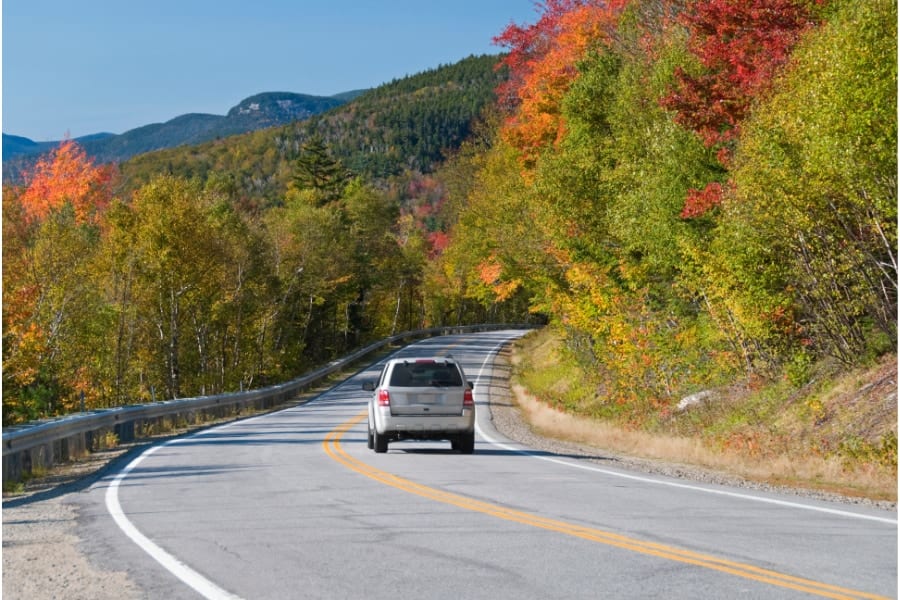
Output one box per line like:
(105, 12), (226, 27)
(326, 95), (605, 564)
(374, 408), (474, 436)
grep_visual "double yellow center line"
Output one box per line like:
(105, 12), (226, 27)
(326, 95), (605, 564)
(323, 411), (888, 600)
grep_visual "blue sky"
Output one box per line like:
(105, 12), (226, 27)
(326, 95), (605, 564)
(2, 1), (540, 141)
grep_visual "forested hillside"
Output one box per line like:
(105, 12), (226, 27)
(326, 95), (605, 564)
(3, 0), (896, 480)
(120, 54), (505, 206)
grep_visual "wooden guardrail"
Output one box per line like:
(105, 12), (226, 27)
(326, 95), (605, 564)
(2, 324), (533, 484)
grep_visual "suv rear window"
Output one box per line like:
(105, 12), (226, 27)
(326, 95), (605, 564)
(389, 361), (463, 387)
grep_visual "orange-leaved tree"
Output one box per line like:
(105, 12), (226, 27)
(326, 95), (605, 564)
(2, 141), (116, 424)
(494, 0), (630, 171)
(18, 139), (114, 225)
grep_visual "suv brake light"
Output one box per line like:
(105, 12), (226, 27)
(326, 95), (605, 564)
(463, 388), (474, 407)
(377, 389), (391, 406)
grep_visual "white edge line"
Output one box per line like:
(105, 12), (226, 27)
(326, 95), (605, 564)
(473, 335), (898, 527)
(105, 439), (243, 600)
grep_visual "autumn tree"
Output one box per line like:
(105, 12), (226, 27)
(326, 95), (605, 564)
(2, 141), (115, 423)
(662, 0), (819, 149)
(660, 0), (820, 217)
(512, 10), (722, 406)
(18, 140), (114, 224)
(718, 0), (897, 367)
(106, 176), (274, 399)
(493, 0), (630, 170)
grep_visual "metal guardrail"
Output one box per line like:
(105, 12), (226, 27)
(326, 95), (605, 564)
(2, 324), (534, 484)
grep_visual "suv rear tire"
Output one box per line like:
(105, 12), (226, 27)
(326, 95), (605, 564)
(373, 430), (389, 453)
(458, 431), (475, 454)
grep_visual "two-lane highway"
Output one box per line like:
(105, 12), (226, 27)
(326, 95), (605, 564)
(74, 330), (897, 599)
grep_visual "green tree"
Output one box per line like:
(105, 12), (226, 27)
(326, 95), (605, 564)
(263, 188), (357, 368)
(342, 179), (406, 336)
(436, 137), (544, 324)
(722, 0), (897, 366)
(291, 135), (350, 204)
(117, 176), (274, 399)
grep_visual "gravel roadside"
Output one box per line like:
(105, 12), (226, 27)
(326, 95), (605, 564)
(2, 347), (895, 599)
(2, 447), (143, 599)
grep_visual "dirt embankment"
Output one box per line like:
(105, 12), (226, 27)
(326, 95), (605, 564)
(504, 330), (897, 504)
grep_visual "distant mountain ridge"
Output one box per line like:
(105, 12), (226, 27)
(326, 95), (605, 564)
(119, 54), (506, 204)
(2, 132), (116, 161)
(2, 90), (365, 181)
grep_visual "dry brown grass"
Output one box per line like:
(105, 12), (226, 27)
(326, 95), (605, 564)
(510, 329), (898, 502)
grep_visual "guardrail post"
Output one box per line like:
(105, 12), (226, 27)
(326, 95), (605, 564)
(3, 451), (25, 483)
(54, 437), (68, 463)
(115, 420), (135, 443)
(33, 443), (50, 476)
(92, 427), (114, 451)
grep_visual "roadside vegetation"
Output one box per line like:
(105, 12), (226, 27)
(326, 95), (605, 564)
(512, 328), (897, 501)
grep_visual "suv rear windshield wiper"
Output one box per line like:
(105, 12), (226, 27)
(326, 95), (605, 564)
(430, 380), (457, 387)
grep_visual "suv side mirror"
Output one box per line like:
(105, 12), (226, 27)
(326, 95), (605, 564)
(362, 381), (376, 392)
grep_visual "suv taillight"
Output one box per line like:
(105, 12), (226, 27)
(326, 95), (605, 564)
(463, 388), (474, 407)
(377, 389), (391, 406)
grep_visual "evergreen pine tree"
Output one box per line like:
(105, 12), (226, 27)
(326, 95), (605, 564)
(292, 135), (350, 204)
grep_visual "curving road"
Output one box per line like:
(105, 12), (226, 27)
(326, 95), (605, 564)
(74, 330), (897, 599)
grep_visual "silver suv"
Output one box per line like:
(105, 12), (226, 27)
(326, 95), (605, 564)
(363, 357), (475, 453)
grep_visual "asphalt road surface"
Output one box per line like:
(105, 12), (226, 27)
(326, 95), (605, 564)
(72, 330), (897, 599)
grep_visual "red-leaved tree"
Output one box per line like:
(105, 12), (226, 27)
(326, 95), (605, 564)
(662, 0), (819, 150)
(661, 0), (820, 218)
